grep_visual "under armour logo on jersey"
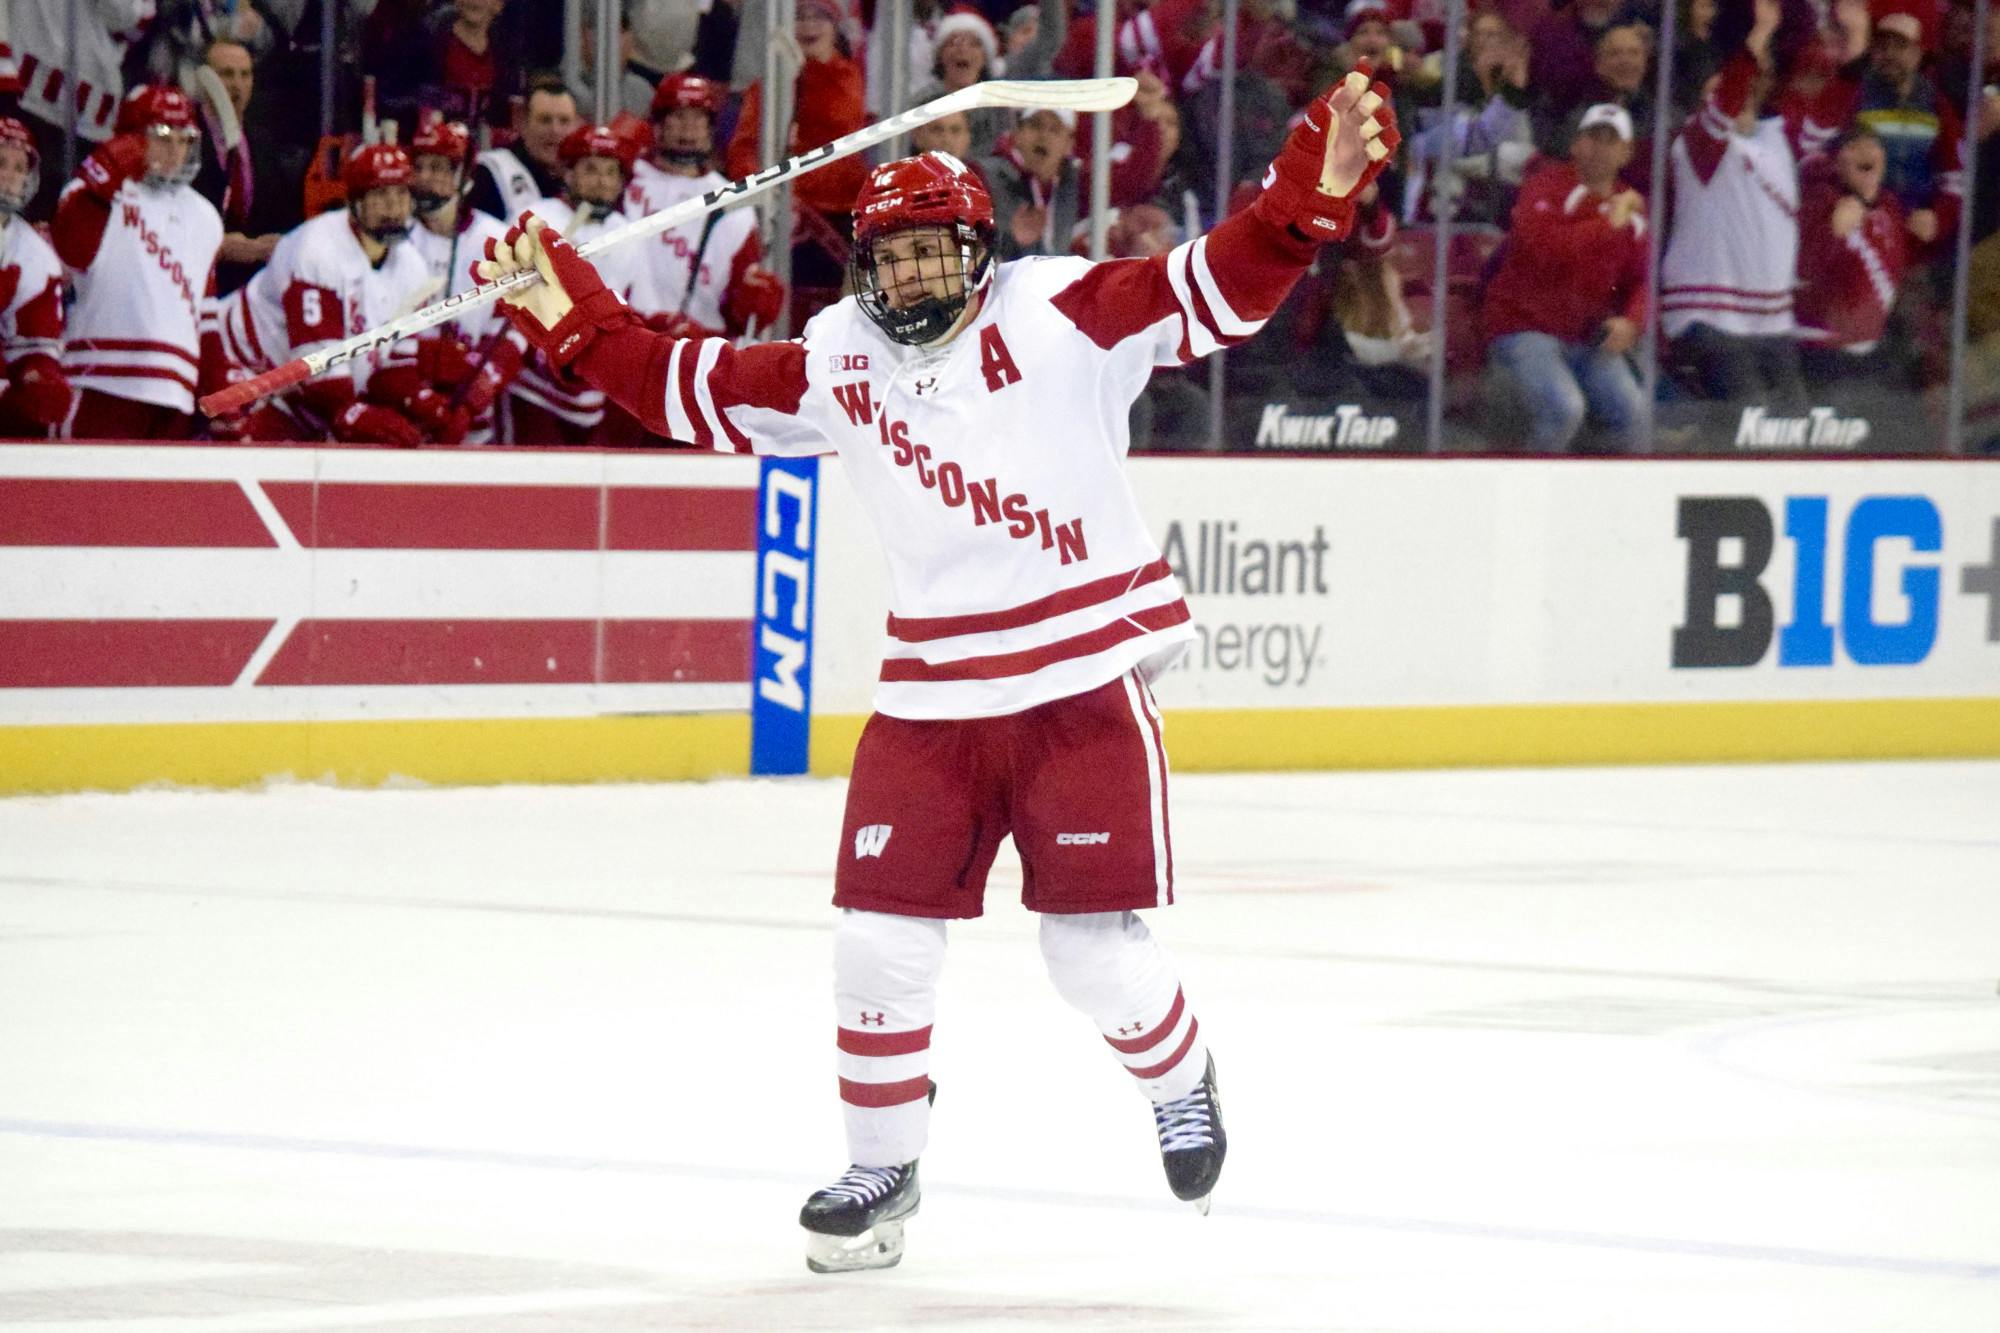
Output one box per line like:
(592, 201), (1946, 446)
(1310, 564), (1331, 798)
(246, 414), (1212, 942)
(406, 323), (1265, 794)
(913, 375), (938, 396)
(1056, 831), (1111, 845)
(1118, 1022), (1145, 1036)
(859, 1011), (886, 1026)
(854, 824), (893, 859)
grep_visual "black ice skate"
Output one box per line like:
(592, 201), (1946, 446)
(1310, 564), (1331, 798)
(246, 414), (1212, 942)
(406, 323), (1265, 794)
(1153, 1054), (1226, 1214)
(799, 1162), (920, 1273)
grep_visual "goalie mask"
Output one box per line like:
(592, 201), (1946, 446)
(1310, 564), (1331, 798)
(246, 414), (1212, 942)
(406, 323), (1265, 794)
(0, 118), (40, 217)
(851, 152), (996, 347)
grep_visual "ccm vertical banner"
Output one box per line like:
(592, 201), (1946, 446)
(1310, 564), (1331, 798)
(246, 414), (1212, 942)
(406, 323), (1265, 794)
(750, 455), (820, 775)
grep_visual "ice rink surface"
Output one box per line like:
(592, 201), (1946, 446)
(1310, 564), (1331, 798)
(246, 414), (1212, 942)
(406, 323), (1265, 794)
(0, 760), (1996, 1332)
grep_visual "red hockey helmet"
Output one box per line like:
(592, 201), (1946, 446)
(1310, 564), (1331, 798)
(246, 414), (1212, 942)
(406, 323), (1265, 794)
(0, 115), (40, 215)
(116, 84), (199, 135)
(609, 110), (656, 159)
(649, 72), (726, 120)
(342, 141), (415, 195)
(409, 119), (471, 165)
(851, 152), (997, 345)
(558, 122), (639, 172)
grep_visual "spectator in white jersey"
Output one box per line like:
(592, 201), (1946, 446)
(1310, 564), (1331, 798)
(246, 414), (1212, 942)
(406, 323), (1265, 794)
(467, 76), (580, 223)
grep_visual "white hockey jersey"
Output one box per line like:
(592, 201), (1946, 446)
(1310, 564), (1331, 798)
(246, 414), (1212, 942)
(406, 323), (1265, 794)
(624, 160), (764, 333)
(1661, 55), (1803, 340)
(215, 209), (434, 421)
(60, 177), (221, 412)
(618, 226), (1297, 719)
(510, 197), (660, 429)
(0, 217), (66, 371)
(13, 0), (154, 145)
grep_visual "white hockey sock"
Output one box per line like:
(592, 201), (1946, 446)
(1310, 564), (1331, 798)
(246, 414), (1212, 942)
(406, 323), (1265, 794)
(833, 908), (947, 1167)
(1039, 910), (1209, 1103)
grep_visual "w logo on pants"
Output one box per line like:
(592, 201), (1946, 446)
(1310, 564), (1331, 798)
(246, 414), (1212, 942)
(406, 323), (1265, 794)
(853, 824), (893, 859)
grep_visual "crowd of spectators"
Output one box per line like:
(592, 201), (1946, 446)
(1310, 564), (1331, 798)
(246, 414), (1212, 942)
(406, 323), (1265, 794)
(0, 0), (1992, 451)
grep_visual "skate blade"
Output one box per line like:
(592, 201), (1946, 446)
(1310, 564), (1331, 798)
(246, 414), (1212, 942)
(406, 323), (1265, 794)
(805, 1219), (906, 1273)
(1189, 1194), (1212, 1217)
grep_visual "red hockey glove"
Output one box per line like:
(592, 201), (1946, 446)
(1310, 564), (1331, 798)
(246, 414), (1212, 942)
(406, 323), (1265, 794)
(457, 336), (523, 417)
(1254, 62), (1401, 245)
(405, 388), (472, 445)
(414, 334), (478, 390)
(332, 400), (424, 448)
(723, 264), (785, 335)
(476, 214), (632, 373)
(5, 356), (73, 426)
(78, 134), (151, 203)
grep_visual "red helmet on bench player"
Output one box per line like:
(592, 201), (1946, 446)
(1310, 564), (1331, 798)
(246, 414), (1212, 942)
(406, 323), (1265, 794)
(408, 119), (471, 217)
(343, 142), (415, 246)
(851, 151), (997, 346)
(559, 123), (637, 222)
(116, 85), (202, 189)
(649, 73), (725, 171)
(0, 117), (40, 215)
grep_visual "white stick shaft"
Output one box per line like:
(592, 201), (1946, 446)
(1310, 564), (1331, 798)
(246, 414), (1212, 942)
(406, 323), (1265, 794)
(284, 78), (1137, 380)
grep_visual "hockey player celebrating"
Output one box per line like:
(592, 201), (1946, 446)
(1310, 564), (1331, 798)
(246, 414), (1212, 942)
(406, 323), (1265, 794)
(476, 68), (1398, 1271)
(54, 86), (221, 440)
(623, 73), (785, 340)
(507, 122), (658, 446)
(215, 143), (438, 444)
(388, 120), (523, 446)
(0, 116), (70, 437)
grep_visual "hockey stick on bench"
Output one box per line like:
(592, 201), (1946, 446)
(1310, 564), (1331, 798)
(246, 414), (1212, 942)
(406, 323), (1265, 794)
(200, 76), (1139, 418)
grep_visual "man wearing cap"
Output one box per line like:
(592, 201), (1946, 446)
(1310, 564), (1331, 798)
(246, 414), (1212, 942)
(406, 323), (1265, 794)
(1482, 103), (1650, 453)
(981, 107), (1082, 261)
(1844, 0), (1965, 250)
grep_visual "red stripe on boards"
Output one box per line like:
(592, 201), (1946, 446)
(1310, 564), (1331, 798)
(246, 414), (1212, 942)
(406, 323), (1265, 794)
(259, 482), (756, 551)
(838, 1075), (933, 1108)
(0, 619), (274, 686)
(1105, 987), (1185, 1054)
(879, 600), (1191, 684)
(0, 479), (278, 548)
(887, 560), (1174, 643)
(1127, 1017), (1200, 1082)
(837, 1024), (933, 1057)
(254, 618), (750, 686)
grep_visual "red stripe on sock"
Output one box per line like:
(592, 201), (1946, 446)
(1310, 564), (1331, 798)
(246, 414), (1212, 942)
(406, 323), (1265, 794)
(1104, 987), (1184, 1054)
(837, 1024), (933, 1057)
(838, 1075), (933, 1108)
(1127, 1017), (1200, 1081)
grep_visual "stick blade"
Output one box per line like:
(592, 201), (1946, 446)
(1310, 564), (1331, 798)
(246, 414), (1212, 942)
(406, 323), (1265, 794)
(968, 77), (1137, 114)
(200, 359), (311, 418)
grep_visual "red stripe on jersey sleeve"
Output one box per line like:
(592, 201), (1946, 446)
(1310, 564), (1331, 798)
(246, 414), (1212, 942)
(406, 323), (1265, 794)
(573, 322), (807, 447)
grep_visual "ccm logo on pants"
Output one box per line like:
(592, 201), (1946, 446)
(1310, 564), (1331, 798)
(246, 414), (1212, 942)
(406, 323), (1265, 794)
(1056, 832), (1111, 845)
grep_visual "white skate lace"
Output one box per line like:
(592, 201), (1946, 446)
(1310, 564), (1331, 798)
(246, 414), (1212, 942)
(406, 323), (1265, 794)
(819, 1165), (904, 1206)
(1154, 1088), (1214, 1153)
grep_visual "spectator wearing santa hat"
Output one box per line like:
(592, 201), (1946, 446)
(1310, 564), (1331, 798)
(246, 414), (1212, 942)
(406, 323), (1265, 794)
(908, 0), (1066, 161)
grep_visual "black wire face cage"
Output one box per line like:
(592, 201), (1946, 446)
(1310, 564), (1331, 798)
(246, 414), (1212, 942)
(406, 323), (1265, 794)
(853, 220), (994, 346)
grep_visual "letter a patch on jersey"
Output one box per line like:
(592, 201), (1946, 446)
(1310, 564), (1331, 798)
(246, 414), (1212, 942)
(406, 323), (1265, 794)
(854, 824), (893, 859)
(979, 324), (1022, 393)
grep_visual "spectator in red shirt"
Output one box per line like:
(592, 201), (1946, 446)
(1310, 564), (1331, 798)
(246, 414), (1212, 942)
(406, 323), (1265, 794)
(1482, 104), (1650, 453)
(1795, 126), (1910, 385)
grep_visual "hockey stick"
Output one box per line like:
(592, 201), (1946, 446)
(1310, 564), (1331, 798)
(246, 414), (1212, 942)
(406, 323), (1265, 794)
(200, 77), (1138, 417)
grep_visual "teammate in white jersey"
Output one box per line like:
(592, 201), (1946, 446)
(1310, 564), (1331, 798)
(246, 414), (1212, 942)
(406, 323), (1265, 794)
(214, 143), (437, 445)
(623, 73), (785, 340)
(54, 85), (222, 440)
(0, 116), (70, 437)
(507, 122), (658, 446)
(381, 119), (524, 446)
(478, 69), (1399, 1270)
